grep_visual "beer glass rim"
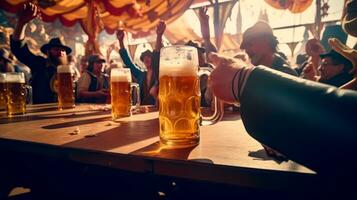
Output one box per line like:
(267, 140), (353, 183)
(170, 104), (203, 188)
(5, 72), (25, 83)
(111, 68), (130, 73)
(161, 45), (197, 52)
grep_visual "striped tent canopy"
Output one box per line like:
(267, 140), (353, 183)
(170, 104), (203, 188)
(264, 0), (313, 13)
(0, 0), (193, 35)
(0, 0), (193, 55)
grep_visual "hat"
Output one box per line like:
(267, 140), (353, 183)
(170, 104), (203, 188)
(185, 40), (205, 53)
(40, 37), (72, 54)
(342, 0), (357, 37)
(0, 48), (12, 62)
(320, 50), (353, 69)
(140, 50), (152, 62)
(240, 21), (274, 49)
(88, 54), (106, 64)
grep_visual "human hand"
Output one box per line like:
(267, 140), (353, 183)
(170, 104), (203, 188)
(198, 7), (209, 24)
(96, 89), (109, 98)
(301, 61), (318, 81)
(208, 53), (242, 103)
(306, 39), (325, 57)
(18, 2), (40, 25)
(116, 29), (125, 42)
(156, 21), (166, 36)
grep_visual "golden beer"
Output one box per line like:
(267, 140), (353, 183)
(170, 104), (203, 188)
(57, 65), (75, 109)
(111, 82), (131, 118)
(0, 74), (6, 111)
(159, 74), (201, 147)
(6, 73), (26, 116)
(110, 68), (132, 120)
(159, 45), (223, 147)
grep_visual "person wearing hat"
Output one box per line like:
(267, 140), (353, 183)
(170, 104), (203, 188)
(10, 2), (72, 104)
(316, 49), (353, 87)
(76, 54), (109, 103)
(240, 21), (297, 76)
(116, 21), (166, 105)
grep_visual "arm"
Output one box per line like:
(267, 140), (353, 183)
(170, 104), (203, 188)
(116, 29), (145, 79)
(155, 21), (166, 51)
(151, 21), (166, 88)
(198, 7), (217, 53)
(240, 66), (357, 173)
(208, 52), (357, 174)
(11, 3), (43, 70)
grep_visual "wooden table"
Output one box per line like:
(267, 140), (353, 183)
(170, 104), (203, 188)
(0, 104), (319, 198)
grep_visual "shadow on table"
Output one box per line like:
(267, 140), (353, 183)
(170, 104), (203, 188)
(41, 115), (111, 129)
(63, 118), (160, 151)
(131, 141), (198, 160)
(248, 149), (285, 164)
(0, 110), (107, 124)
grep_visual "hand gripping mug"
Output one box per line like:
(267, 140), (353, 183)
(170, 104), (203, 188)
(159, 45), (223, 147)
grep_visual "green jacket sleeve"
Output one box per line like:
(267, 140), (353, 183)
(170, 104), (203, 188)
(118, 48), (145, 79)
(240, 66), (357, 174)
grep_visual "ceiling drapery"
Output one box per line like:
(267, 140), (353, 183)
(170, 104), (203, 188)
(0, 0), (193, 55)
(264, 0), (313, 13)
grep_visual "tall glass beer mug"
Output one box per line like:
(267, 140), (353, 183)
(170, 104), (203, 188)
(110, 68), (140, 120)
(159, 45), (223, 147)
(5, 72), (26, 115)
(0, 73), (6, 111)
(57, 65), (75, 110)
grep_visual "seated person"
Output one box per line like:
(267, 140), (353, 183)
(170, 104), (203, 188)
(76, 55), (109, 103)
(317, 50), (353, 87)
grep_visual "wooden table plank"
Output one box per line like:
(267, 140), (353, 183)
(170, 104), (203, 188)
(0, 104), (317, 189)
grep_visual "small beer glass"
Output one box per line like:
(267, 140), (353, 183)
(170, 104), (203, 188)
(110, 68), (140, 120)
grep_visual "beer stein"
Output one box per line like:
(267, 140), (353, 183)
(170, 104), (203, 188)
(159, 45), (223, 147)
(0, 73), (6, 111)
(57, 65), (75, 110)
(5, 72), (28, 116)
(110, 68), (140, 120)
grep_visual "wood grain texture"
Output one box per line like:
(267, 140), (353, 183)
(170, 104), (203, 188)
(0, 104), (317, 189)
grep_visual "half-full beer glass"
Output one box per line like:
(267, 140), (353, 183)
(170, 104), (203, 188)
(110, 68), (140, 120)
(57, 65), (75, 110)
(6, 72), (26, 116)
(159, 45), (223, 147)
(0, 73), (6, 111)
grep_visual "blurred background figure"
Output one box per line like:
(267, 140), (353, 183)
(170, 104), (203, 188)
(76, 54), (109, 103)
(240, 21), (297, 76)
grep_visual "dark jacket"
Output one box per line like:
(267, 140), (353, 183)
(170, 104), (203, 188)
(10, 37), (57, 104)
(119, 48), (158, 105)
(240, 66), (356, 175)
(319, 72), (353, 87)
(271, 54), (298, 76)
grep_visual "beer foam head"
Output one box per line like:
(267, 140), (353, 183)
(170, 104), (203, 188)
(159, 45), (198, 77)
(57, 64), (74, 73)
(6, 72), (25, 83)
(111, 68), (132, 82)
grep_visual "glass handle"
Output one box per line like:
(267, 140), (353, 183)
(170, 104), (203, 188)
(25, 85), (33, 105)
(131, 83), (140, 110)
(198, 66), (224, 126)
